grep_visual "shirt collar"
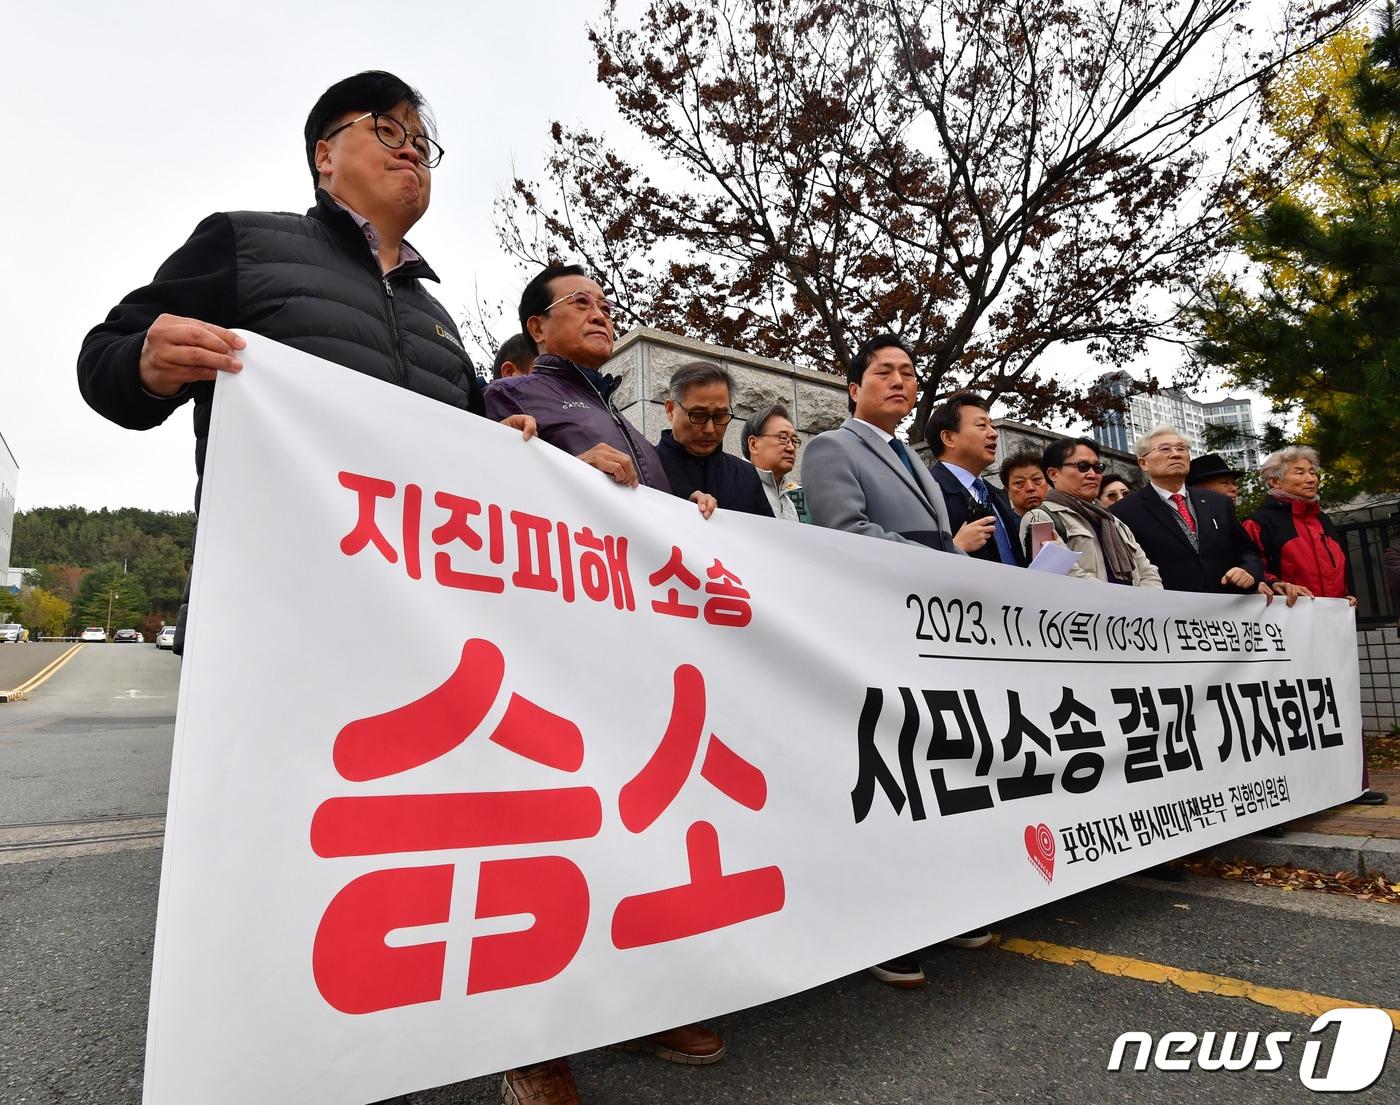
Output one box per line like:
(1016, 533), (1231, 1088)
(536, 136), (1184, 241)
(1150, 481), (1189, 502)
(330, 196), (421, 274)
(941, 460), (979, 491)
(853, 417), (894, 443)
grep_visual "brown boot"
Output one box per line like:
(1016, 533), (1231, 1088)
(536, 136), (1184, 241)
(501, 1058), (582, 1104)
(612, 1023), (725, 1065)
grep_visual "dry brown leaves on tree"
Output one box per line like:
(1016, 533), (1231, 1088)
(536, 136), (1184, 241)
(1185, 857), (1400, 905)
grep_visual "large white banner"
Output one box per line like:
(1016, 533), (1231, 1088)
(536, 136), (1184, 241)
(144, 333), (1362, 1104)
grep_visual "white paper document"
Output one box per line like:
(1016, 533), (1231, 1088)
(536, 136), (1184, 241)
(1028, 542), (1083, 575)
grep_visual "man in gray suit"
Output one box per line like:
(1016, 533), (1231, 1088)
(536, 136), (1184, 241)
(804, 334), (967, 554)
(803, 333), (993, 988)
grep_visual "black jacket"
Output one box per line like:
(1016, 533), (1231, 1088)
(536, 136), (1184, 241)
(656, 431), (774, 517)
(929, 460), (1026, 566)
(77, 189), (484, 505)
(1111, 485), (1263, 593)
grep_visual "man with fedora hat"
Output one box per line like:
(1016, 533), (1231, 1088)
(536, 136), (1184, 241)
(1187, 453), (1245, 502)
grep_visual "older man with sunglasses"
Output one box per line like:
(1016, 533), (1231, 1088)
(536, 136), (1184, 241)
(1018, 437), (1162, 587)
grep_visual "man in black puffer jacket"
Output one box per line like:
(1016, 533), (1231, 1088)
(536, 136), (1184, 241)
(77, 71), (534, 655)
(656, 361), (774, 517)
(77, 69), (534, 505)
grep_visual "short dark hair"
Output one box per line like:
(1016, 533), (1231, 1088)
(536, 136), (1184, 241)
(518, 264), (589, 356)
(742, 403), (792, 460)
(847, 334), (914, 413)
(925, 392), (989, 455)
(304, 71), (433, 186)
(998, 450), (1044, 487)
(1043, 436), (1101, 472)
(668, 361), (734, 404)
(491, 333), (535, 380)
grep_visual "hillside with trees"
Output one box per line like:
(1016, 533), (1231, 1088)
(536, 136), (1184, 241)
(4, 506), (196, 637)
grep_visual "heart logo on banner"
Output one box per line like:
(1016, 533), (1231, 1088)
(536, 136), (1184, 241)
(1024, 823), (1055, 883)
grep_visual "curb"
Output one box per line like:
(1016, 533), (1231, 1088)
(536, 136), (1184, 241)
(1204, 829), (1400, 882)
(0, 643), (84, 703)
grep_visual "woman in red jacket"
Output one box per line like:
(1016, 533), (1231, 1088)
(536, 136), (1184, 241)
(1245, 446), (1386, 805)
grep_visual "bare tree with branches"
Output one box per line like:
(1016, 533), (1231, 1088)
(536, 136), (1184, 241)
(490, 0), (1360, 437)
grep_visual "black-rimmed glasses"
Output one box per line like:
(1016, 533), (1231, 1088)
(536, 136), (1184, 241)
(676, 402), (733, 428)
(755, 432), (801, 448)
(1066, 460), (1107, 474)
(322, 112), (445, 168)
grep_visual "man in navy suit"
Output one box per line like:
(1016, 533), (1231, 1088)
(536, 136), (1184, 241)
(1111, 425), (1300, 600)
(925, 392), (1026, 567)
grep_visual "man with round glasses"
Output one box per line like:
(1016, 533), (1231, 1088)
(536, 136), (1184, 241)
(79, 71), (529, 515)
(656, 362), (773, 516)
(742, 403), (809, 522)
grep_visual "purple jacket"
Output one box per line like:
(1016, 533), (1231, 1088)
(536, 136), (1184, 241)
(484, 354), (671, 492)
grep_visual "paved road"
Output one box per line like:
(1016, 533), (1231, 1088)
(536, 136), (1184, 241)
(3, 650), (1398, 1104)
(0, 642), (74, 692)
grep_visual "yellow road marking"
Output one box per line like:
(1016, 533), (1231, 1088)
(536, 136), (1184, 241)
(0, 643), (84, 702)
(998, 938), (1400, 1030)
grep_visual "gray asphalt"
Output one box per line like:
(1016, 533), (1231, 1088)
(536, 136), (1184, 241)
(3, 649), (1397, 1105)
(0, 643), (177, 823)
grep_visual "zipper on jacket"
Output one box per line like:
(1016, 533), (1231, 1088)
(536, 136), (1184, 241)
(577, 370), (646, 479)
(382, 278), (408, 388)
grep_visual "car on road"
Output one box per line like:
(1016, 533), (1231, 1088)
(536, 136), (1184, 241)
(80, 627), (108, 643)
(113, 628), (140, 643)
(0, 623), (28, 643)
(155, 626), (176, 650)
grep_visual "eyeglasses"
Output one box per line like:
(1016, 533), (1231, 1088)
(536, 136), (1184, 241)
(322, 112), (445, 168)
(676, 402), (734, 428)
(1065, 460), (1107, 474)
(755, 432), (801, 448)
(1145, 443), (1190, 457)
(542, 290), (617, 320)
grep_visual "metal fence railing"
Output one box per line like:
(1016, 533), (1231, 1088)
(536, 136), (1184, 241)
(1338, 512), (1400, 629)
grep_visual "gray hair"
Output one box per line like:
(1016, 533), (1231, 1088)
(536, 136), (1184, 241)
(1259, 445), (1321, 485)
(741, 403), (792, 461)
(1134, 424), (1186, 458)
(668, 360), (734, 404)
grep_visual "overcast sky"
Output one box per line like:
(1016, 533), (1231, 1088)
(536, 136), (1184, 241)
(2, 1), (1259, 515)
(2, 0), (628, 513)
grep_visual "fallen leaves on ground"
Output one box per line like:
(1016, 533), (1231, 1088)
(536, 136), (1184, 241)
(1185, 857), (1400, 905)
(1367, 733), (1400, 772)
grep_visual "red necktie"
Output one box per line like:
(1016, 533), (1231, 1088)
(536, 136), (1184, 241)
(1170, 493), (1197, 534)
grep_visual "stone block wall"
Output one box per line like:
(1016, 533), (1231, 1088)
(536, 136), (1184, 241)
(603, 327), (848, 481)
(1360, 624), (1400, 732)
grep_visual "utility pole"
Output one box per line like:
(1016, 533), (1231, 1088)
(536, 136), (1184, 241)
(105, 589), (118, 639)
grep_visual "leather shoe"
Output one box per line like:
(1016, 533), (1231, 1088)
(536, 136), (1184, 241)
(502, 1059), (581, 1104)
(612, 1023), (725, 1065)
(1355, 789), (1389, 806)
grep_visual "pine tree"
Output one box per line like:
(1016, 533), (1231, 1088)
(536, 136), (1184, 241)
(1193, 5), (1400, 498)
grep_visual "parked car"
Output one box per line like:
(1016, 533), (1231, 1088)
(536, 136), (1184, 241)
(113, 628), (140, 643)
(80, 627), (108, 643)
(0, 623), (28, 643)
(155, 625), (176, 650)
